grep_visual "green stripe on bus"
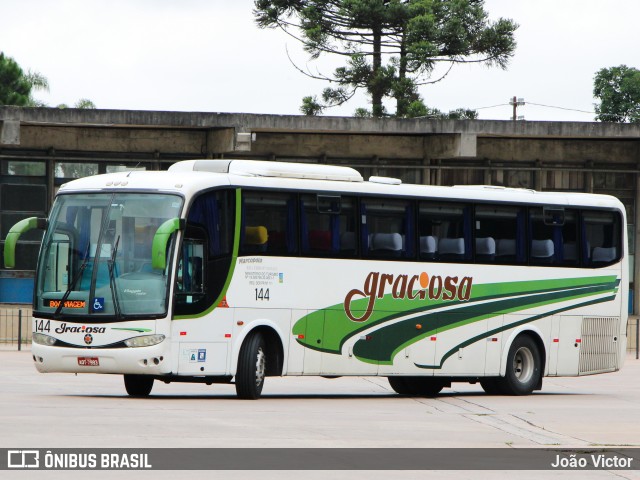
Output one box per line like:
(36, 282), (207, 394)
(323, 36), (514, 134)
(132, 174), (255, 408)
(351, 281), (618, 364)
(111, 327), (153, 333)
(413, 294), (618, 369)
(292, 275), (619, 354)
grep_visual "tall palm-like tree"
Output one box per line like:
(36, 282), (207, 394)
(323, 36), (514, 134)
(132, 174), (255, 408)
(0, 52), (50, 106)
(24, 70), (50, 106)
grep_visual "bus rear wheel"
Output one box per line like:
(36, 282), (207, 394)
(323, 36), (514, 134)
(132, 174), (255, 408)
(235, 332), (266, 400)
(388, 377), (445, 397)
(124, 374), (154, 397)
(498, 335), (542, 396)
(388, 377), (413, 395)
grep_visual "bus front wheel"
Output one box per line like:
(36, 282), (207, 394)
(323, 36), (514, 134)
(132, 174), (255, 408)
(124, 374), (154, 397)
(480, 378), (503, 395)
(235, 332), (266, 400)
(498, 335), (542, 395)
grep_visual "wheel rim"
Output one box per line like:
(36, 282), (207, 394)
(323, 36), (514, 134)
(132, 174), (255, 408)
(512, 346), (534, 384)
(255, 347), (266, 387)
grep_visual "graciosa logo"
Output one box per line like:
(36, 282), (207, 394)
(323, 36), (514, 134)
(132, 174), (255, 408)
(54, 323), (106, 334)
(344, 271), (473, 322)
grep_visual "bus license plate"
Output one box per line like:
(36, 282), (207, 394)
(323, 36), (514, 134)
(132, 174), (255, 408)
(77, 357), (99, 367)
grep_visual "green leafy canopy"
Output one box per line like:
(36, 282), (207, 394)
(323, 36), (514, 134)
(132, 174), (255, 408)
(0, 51), (95, 108)
(594, 65), (640, 123)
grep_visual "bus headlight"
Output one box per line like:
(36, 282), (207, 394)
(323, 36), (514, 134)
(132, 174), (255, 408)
(32, 333), (57, 346)
(124, 334), (166, 348)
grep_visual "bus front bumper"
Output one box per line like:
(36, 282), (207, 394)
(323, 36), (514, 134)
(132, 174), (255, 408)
(31, 341), (172, 375)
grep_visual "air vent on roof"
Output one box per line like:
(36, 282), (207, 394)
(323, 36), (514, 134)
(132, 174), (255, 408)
(452, 185), (536, 193)
(169, 159), (363, 182)
(369, 176), (401, 185)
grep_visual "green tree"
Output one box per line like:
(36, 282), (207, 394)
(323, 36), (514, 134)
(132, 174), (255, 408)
(24, 70), (50, 106)
(300, 95), (324, 115)
(254, 0), (517, 117)
(0, 52), (32, 105)
(74, 98), (96, 109)
(1, 51), (95, 109)
(594, 65), (640, 123)
(57, 98), (97, 109)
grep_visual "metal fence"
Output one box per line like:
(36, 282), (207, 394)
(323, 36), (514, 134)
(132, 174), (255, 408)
(0, 307), (32, 350)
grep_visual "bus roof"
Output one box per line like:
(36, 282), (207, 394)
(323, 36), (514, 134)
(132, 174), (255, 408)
(57, 159), (625, 211)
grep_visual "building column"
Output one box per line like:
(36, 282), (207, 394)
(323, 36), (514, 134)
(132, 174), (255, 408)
(585, 160), (594, 193)
(484, 159), (492, 185)
(46, 150), (55, 210)
(422, 157), (431, 185)
(634, 171), (640, 315)
(534, 160), (543, 191)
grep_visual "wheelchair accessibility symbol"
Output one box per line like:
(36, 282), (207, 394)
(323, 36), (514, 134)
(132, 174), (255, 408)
(93, 298), (105, 312)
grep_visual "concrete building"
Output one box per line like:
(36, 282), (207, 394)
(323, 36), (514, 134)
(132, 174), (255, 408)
(1, 106), (640, 312)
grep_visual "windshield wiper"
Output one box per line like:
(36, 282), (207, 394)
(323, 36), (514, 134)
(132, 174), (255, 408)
(54, 243), (91, 318)
(108, 235), (122, 320)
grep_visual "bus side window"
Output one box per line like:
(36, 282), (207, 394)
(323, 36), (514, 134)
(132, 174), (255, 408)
(419, 202), (470, 263)
(176, 237), (205, 299)
(41, 232), (71, 292)
(362, 197), (414, 260)
(241, 191), (298, 256)
(529, 207), (579, 266)
(582, 210), (621, 266)
(475, 204), (524, 264)
(300, 194), (357, 257)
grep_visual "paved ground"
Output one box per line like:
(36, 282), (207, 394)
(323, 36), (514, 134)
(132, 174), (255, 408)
(1, 349), (639, 480)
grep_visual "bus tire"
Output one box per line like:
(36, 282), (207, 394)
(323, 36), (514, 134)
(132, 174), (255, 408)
(480, 378), (502, 395)
(408, 377), (446, 397)
(235, 332), (266, 400)
(389, 377), (444, 396)
(124, 374), (154, 397)
(499, 335), (542, 396)
(388, 377), (413, 395)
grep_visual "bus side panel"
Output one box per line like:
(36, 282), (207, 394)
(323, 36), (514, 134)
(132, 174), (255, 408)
(484, 315), (504, 376)
(298, 309), (323, 375)
(554, 315), (582, 376)
(177, 341), (228, 375)
(436, 316), (488, 376)
(548, 315), (561, 375)
(287, 310), (307, 375)
(378, 340), (431, 376)
(173, 308), (235, 375)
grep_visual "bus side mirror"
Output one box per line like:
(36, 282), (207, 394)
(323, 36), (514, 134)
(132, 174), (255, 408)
(151, 218), (185, 270)
(4, 217), (48, 269)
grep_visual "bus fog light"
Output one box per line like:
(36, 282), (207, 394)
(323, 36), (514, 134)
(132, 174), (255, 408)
(124, 334), (165, 348)
(32, 333), (57, 346)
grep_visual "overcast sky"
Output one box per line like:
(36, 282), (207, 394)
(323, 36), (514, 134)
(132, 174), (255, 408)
(1, 0), (638, 121)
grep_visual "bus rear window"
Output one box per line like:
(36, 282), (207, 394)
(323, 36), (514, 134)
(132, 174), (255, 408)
(583, 210), (621, 265)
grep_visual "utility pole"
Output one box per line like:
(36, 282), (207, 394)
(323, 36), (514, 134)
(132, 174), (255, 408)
(510, 96), (525, 121)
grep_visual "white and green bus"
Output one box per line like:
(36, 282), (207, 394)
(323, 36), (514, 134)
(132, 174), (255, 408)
(4, 159), (628, 399)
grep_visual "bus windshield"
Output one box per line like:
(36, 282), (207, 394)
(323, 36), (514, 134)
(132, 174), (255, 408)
(35, 193), (183, 320)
